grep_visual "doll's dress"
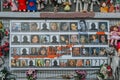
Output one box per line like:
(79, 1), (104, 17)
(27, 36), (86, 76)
(27, 0), (37, 11)
(110, 31), (120, 40)
(18, 0), (27, 10)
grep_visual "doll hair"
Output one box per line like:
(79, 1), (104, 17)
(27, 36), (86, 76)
(110, 25), (118, 32)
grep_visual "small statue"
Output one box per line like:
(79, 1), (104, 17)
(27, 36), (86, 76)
(37, 0), (45, 11)
(90, 0), (100, 12)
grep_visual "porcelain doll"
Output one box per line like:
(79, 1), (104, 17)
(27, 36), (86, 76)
(37, 0), (45, 11)
(27, 0), (37, 12)
(9, 0), (18, 11)
(115, 0), (120, 12)
(100, 2), (109, 13)
(63, 0), (72, 11)
(17, 0), (27, 11)
(110, 26), (120, 46)
(74, 0), (82, 12)
(90, 0), (100, 12)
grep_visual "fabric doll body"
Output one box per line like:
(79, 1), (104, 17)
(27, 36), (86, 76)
(27, 0), (37, 11)
(9, 0), (18, 11)
(18, 0), (27, 11)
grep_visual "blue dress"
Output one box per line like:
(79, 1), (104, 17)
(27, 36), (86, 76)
(27, 0), (37, 11)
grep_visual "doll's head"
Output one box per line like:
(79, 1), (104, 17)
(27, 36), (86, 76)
(110, 26), (118, 32)
(101, 2), (107, 7)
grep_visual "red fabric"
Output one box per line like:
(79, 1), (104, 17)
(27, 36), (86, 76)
(18, 0), (27, 10)
(29, 2), (34, 7)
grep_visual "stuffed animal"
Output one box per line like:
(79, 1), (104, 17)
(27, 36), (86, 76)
(100, 2), (108, 13)
(17, 0), (27, 11)
(27, 0), (37, 12)
(90, 0), (100, 12)
(36, 0), (45, 11)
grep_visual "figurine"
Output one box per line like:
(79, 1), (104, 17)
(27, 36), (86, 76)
(100, 2), (109, 13)
(115, 0), (120, 12)
(83, 0), (91, 12)
(52, 0), (58, 12)
(90, 0), (100, 12)
(74, 0), (82, 12)
(107, 0), (115, 12)
(37, 0), (45, 11)
(3, 0), (9, 9)
(63, 0), (72, 11)
(110, 26), (120, 46)
(17, 0), (27, 11)
(9, 0), (18, 11)
(27, 0), (37, 12)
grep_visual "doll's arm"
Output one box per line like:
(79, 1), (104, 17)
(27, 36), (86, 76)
(96, 0), (100, 5)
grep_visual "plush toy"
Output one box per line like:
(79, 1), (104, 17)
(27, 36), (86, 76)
(100, 2), (109, 13)
(27, 0), (37, 12)
(90, 0), (100, 12)
(17, 0), (27, 11)
(63, 0), (72, 11)
(110, 26), (120, 46)
(9, 0), (18, 11)
(36, 0), (45, 11)
(74, 0), (82, 12)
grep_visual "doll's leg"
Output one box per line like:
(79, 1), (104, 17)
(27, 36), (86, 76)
(75, 0), (79, 12)
(79, 0), (82, 12)
(110, 39), (114, 45)
(115, 39), (118, 45)
(90, 2), (93, 12)
(74, 0), (76, 3)
(83, 2), (88, 12)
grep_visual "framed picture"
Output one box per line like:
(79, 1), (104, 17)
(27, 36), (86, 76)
(98, 22), (108, 32)
(49, 22), (59, 31)
(52, 59), (59, 67)
(70, 22), (78, 31)
(41, 22), (49, 31)
(89, 22), (98, 32)
(11, 22), (21, 32)
(78, 20), (88, 32)
(60, 35), (69, 44)
(21, 22), (30, 32)
(21, 35), (30, 44)
(31, 35), (40, 44)
(89, 47), (99, 56)
(79, 34), (88, 44)
(99, 34), (108, 45)
(11, 35), (20, 44)
(72, 47), (80, 56)
(59, 59), (67, 67)
(60, 22), (70, 31)
(40, 35), (50, 44)
(30, 22), (40, 32)
(20, 48), (29, 55)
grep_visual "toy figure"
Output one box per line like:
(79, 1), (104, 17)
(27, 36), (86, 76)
(3, 0), (9, 9)
(100, 2), (109, 13)
(74, 0), (82, 12)
(37, 0), (45, 11)
(27, 0), (37, 12)
(110, 26), (120, 45)
(115, 0), (120, 12)
(17, 0), (27, 11)
(83, 0), (91, 12)
(90, 0), (100, 12)
(63, 0), (72, 11)
(9, 0), (18, 11)
(107, 0), (115, 12)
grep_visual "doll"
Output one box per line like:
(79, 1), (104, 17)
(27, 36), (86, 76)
(74, 0), (82, 12)
(17, 0), (27, 11)
(115, 0), (120, 12)
(90, 0), (100, 12)
(9, 0), (18, 11)
(3, 0), (9, 9)
(110, 26), (120, 46)
(37, 0), (45, 11)
(107, 0), (115, 12)
(83, 0), (91, 12)
(63, 0), (72, 11)
(100, 2), (109, 13)
(27, 0), (37, 12)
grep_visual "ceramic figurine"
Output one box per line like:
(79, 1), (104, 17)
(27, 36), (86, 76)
(115, 0), (120, 12)
(9, 0), (18, 11)
(90, 0), (100, 12)
(109, 1), (115, 12)
(27, 0), (37, 12)
(74, 0), (82, 12)
(100, 2), (109, 13)
(17, 0), (27, 11)
(83, 0), (91, 12)
(37, 0), (45, 11)
(63, 0), (72, 11)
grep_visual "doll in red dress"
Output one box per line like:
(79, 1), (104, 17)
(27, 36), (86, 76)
(17, 0), (27, 11)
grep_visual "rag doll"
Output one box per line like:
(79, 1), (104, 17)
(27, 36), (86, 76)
(36, 0), (45, 11)
(110, 26), (120, 46)
(17, 0), (27, 11)
(90, 0), (100, 12)
(27, 0), (37, 12)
